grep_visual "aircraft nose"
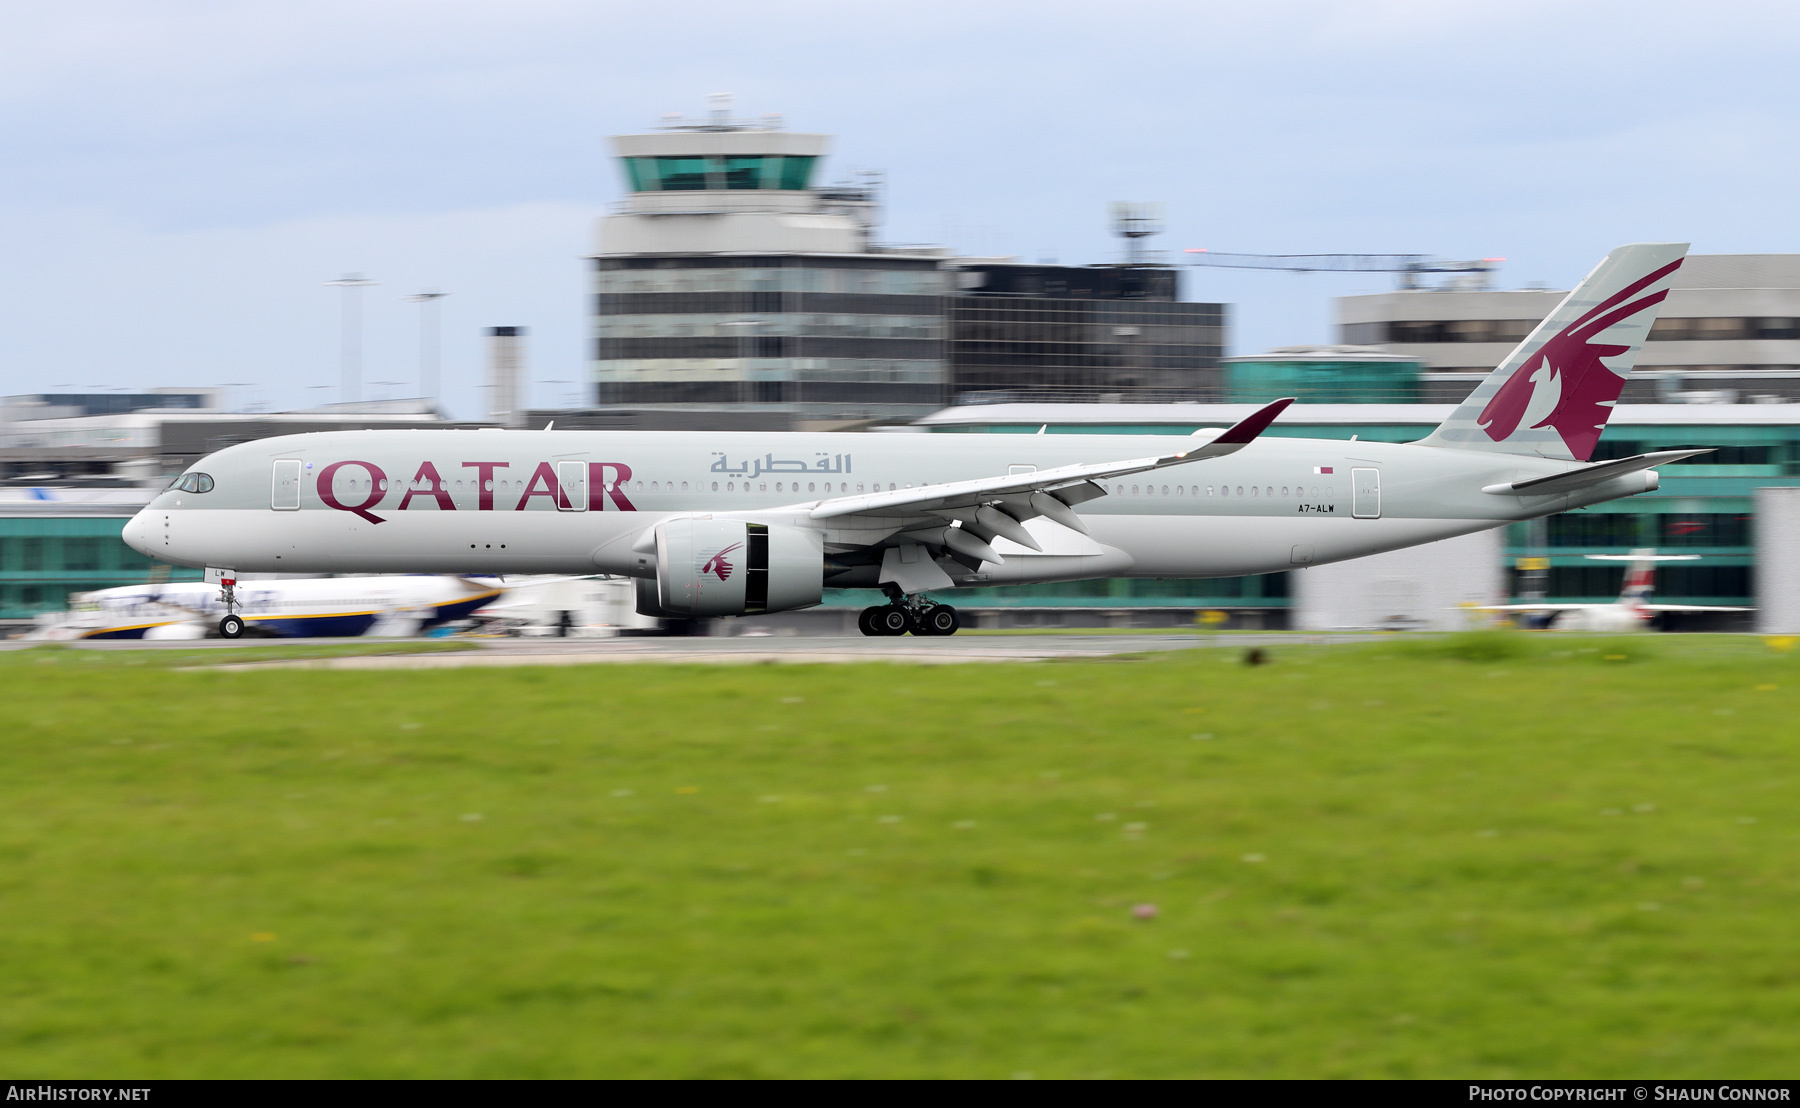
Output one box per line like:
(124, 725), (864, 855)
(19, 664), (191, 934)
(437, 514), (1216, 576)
(121, 509), (154, 556)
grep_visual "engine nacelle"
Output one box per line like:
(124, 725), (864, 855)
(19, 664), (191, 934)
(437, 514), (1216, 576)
(651, 518), (824, 617)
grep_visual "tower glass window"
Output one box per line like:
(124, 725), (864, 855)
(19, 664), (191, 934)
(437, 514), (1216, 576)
(621, 155), (818, 193)
(722, 156), (767, 190)
(776, 156), (816, 190)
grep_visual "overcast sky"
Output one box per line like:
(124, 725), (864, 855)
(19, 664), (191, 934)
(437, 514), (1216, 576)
(2, 0), (1796, 419)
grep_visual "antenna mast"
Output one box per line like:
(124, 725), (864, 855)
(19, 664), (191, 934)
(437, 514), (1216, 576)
(1110, 202), (1165, 265)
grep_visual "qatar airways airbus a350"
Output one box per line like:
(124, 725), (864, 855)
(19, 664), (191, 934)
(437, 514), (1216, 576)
(125, 242), (1706, 637)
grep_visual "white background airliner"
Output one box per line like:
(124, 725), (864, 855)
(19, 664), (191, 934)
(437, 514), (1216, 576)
(27, 575), (504, 640)
(123, 243), (1714, 637)
(1479, 550), (1749, 632)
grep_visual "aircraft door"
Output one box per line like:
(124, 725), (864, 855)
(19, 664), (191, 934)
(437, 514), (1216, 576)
(1352, 467), (1381, 519)
(271, 460), (301, 510)
(557, 460), (587, 512)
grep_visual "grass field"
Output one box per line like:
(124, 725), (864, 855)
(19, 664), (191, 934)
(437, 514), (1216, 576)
(2, 634), (1797, 1077)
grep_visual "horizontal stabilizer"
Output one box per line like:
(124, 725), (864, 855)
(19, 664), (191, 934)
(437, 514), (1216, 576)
(1481, 449), (1711, 497)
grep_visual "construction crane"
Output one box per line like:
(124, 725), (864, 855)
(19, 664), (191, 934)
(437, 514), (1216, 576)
(1183, 249), (1504, 290)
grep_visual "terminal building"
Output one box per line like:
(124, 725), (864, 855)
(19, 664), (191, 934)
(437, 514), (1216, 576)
(1337, 254), (1800, 404)
(0, 487), (196, 625)
(947, 262), (1225, 404)
(1, 391), (456, 485)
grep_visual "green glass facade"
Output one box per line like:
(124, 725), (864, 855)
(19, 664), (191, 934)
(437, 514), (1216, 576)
(1222, 355), (1423, 404)
(0, 517), (200, 620)
(621, 155), (817, 192)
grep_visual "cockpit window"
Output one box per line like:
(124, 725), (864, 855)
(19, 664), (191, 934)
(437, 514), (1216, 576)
(168, 472), (214, 494)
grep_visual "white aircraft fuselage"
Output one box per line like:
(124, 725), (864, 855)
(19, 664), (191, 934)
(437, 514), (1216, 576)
(124, 427), (1656, 584)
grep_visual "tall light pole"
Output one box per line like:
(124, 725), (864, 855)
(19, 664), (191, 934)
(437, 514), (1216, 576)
(325, 274), (377, 405)
(404, 290), (449, 403)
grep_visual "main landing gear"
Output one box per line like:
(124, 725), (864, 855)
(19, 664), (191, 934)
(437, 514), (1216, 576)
(858, 588), (960, 637)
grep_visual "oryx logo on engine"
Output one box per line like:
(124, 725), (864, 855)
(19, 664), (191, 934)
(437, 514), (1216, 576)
(700, 542), (742, 582)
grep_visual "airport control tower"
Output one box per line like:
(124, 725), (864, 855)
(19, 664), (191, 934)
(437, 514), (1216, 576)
(590, 98), (950, 423)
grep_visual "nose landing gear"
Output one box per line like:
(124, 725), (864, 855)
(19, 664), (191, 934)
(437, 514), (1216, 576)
(858, 587), (961, 637)
(215, 572), (244, 638)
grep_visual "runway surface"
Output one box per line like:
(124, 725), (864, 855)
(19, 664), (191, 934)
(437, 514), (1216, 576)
(1, 632), (1384, 668)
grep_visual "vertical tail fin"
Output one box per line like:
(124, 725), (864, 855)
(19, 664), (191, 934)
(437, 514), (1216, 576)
(1420, 242), (1688, 461)
(1618, 548), (1658, 606)
(1584, 548), (1699, 611)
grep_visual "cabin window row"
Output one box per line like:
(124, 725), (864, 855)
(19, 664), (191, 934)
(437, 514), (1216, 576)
(1108, 484), (1333, 499)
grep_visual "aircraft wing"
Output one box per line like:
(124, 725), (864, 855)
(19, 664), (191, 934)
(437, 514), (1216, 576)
(1639, 603), (1753, 612)
(807, 397), (1293, 532)
(1473, 603), (1612, 612)
(1473, 602), (1750, 613)
(615, 398), (1292, 579)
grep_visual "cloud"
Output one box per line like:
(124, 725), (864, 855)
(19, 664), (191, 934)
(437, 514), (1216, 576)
(0, 200), (592, 418)
(1, 0), (1798, 405)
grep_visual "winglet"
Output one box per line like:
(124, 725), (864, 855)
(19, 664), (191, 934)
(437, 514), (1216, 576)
(1177, 397), (1294, 460)
(1209, 397), (1294, 446)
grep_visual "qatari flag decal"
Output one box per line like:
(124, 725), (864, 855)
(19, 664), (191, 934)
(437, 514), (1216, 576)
(1313, 466), (1334, 474)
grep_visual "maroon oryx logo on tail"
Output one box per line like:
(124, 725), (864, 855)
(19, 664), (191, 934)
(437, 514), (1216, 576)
(1476, 258), (1681, 461)
(701, 542), (743, 582)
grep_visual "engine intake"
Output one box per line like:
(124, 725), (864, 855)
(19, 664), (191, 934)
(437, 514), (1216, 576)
(648, 518), (824, 617)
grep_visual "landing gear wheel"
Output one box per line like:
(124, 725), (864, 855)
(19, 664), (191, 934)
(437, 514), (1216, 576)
(908, 603), (938, 635)
(871, 606), (910, 636)
(857, 606), (884, 637)
(218, 614), (245, 639)
(915, 604), (960, 636)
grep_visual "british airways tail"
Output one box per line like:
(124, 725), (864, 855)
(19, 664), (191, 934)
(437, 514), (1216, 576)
(1583, 548), (1696, 608)
(1421, 242), (1689, 461)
